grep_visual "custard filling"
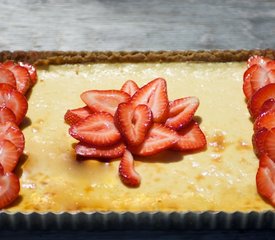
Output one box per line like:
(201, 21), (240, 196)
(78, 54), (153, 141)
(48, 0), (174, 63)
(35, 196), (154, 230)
(7, 62), (272, 212)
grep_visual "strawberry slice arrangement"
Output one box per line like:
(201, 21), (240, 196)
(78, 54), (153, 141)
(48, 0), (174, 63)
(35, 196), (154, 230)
(0, 60), (37, 209)
(65, 78), (206, 187)
(243, 55), (275, 206)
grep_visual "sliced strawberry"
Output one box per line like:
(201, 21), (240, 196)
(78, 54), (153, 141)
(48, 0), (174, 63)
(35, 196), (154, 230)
(0, 140), (20, 172)
(252, 128), (269, 157)
(243, 64), (259, 83)
(266, 61), (275, 71)
(119, 149), (141, 187)
(254, 111), (275, 132)
(249, 66), (269, 93)
(1, 61), (15, 69)
(130, 123), (178, 156)
(247, 55), (272, 68)
(0, 83), (14, 91)
(267, 70), (275, 83)
(264, 128), (275, 161)
(0, 106), (16, 124)
(0, 68), (16, 88)
(0, 163), (20, 209)
(259, 98), (275, 115)
(243, 64), (258, 100)
(3, 65), (31, 95)
(171, 120), (206, 151)
(243, 75), (253, 100)
(75, 142), (126, 159)
(0, 83), (28, 124)
(121, 80), (139, 97)
(256, 154), (275, 206)
(131, 78), (169, 123)
(115, 102), (152, 146)
(249, 83), (275, 119)
(69, 112), (121, 146)
(81, 90), (130, 116)
(19, 62), (38, 86)
(0, 121), (25, 155)
(165, 97), (199, 130)
(64, 106), (93, 126)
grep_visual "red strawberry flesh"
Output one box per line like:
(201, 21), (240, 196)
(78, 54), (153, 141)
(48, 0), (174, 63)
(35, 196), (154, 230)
(69, 112), (121, 146)
(165, 97), (199, 130)
(1, 61), (15, 69)
(119, 149), (141, 187)
(0, 106), (16, 124)
(19, 62), (37, 86)
(0, 140), (20, 172)
(76, 142), (126, 159)
(0, 83), (28, 124)
(264, 128), (275, 161)
(115, 102), (153, 146)
(130, 123), (178, 156)
(259, 98), (275, 115)
(81, 90), (130, 116)
(256, 154), (275, 205)
(252, 128), (269, 157)
(0, 163), (20, 209)
(131, 78), (169, 123)
(3, 65), (31, 95)
(64, 106), (93, 126)
(0, 121), (25, 155)
(254, 111), (275, 132)
(248, 55), (272, 68)
(0, 68), (16, 89)
(249, 83), (275, 119)
(121, 80), (139, 96)
(266, 61), (275, 71)
(249, 66), (269, 93)
(171, 120), (207, 151)
(243, 69), (254, 100)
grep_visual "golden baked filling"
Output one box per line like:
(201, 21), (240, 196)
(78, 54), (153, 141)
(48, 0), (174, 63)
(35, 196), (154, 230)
(5, 61), (270, 212)
(0, 53), (274, 212)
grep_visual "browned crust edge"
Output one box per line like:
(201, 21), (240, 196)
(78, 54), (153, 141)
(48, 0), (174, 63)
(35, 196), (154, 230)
(0, 49), (275, 66)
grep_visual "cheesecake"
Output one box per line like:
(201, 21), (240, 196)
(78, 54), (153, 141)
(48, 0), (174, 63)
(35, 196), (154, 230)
(5, 60), (270, 212)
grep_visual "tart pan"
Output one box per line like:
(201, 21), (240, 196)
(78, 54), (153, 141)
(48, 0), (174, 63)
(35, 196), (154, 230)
(0, 50), (274, 230)
(0, 211), (275, 230)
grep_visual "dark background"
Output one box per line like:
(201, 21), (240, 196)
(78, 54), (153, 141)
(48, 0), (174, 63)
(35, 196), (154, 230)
(1, 0), (275, 239)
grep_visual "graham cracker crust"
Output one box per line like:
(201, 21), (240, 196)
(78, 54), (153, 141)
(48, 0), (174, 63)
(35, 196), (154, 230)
(0, 50), (275, 66)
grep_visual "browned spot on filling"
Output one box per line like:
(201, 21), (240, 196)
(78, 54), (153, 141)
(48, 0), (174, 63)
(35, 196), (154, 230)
(33, 206), (41, 211)
(160, 190), (170, 195)
(187, 185), (195, 192)
(240, 158), (248, 164)
(84, 186), (93, 193)
(210, 153), (222, 162)
(134, 161), (142, 167)
(44, 192), (56, 197)
(195, 174), (205, 181)
(155, 166), (164, 174)
(154, 177), (160, 182)
(35, 119), (44, 125)
(236, 139), (252, 151)
(40, 180), (48, 186)
(208, 131), (228, 153)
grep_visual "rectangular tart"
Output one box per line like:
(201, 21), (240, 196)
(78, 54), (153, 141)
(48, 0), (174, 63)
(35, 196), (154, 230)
(1, 50), (275, 229)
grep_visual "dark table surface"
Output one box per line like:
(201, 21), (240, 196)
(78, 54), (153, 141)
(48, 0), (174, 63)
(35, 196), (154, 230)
(1, 0), (275, 51)
(1, 0), (275, 238)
